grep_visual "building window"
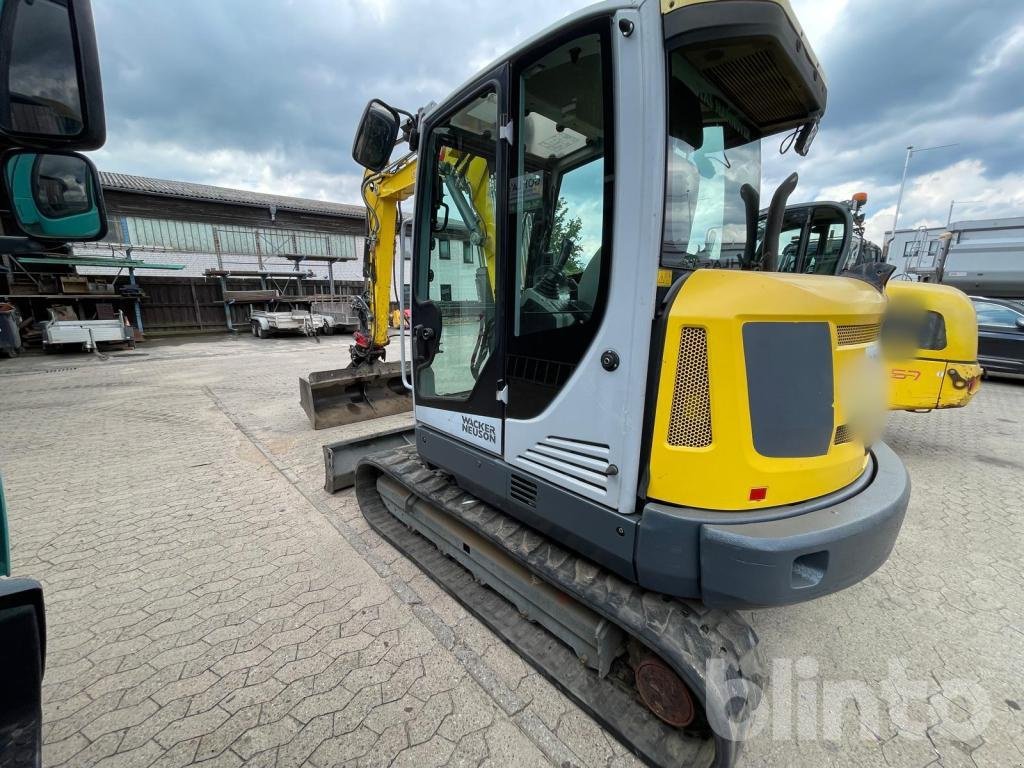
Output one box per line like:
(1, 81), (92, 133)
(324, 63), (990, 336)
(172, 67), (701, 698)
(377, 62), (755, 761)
(462, 241), (473, 264)
(903, 241), (919, 257)
(440, 284), (452, 302)
(928, 240), (940, 254)
(439, 240), (451, 260)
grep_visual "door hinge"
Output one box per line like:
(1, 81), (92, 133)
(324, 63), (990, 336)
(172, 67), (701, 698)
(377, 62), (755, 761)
(496, 384), (509, 404)
(499, 121), (514, 146)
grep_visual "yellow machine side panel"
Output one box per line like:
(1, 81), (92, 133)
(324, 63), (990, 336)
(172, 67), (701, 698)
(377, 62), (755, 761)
(885, 281), (979, 362)
(647, 270), (884, 511)
(884, 282), (981, 411)
(887, 360), (945, 411)
(938, 362), (983, 408)
(888, 359), (982, 411)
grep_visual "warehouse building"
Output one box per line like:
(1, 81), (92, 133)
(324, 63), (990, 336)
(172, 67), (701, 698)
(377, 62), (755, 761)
(86, 173), (366, 279)
(1, 173), (377, 337)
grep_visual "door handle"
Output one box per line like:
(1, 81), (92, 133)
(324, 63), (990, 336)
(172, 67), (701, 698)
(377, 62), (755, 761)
(413, 325), (436, 362)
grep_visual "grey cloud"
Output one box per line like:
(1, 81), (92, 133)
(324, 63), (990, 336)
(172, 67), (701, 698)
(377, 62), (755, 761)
(763, 0), (1024, 241)
(91, 0), (589, 188)
(90, 0), (1024, 237)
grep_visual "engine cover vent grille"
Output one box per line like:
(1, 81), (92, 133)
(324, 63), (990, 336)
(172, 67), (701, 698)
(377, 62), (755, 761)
(667, 327), (712, 448)
(509, 473), (538, 508)
(836, 323), (881, 346)
(834, 424), (853, 445)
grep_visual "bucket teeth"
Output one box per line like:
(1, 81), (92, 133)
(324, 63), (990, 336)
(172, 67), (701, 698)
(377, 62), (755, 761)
(299, 360), (411, 429)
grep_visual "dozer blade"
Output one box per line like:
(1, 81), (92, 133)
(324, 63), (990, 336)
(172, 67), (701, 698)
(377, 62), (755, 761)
(323, 425), (414, 493)
(299, 360), (411, 429)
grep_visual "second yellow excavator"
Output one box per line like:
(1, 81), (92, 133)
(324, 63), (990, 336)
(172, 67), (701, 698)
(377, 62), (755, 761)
(748, 195), (983, 411)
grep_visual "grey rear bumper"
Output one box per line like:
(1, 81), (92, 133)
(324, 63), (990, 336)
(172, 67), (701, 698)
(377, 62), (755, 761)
(637, 441), (911, 609)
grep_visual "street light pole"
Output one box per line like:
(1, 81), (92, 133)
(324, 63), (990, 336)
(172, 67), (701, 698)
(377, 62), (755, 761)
(888, 145), (914, 256)
(885, 143), (960, 256)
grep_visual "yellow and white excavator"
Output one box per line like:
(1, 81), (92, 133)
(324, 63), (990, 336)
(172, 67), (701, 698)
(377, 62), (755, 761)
(315, 1), (911, 764)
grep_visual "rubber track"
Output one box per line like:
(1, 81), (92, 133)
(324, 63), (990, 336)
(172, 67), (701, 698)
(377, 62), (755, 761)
(355, 447), (768, 768)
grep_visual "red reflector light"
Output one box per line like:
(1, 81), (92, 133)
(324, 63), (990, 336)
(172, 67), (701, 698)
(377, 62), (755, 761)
(749, 487), (768, 502)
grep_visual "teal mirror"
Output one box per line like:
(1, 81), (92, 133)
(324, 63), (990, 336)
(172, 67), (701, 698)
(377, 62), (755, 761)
(2, 150), (106, 240)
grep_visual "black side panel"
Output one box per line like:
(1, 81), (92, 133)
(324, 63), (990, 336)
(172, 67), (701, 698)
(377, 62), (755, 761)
(0, 578), (45, 768)
(743, 322), (833, 457)
(417, 426), (637, 582)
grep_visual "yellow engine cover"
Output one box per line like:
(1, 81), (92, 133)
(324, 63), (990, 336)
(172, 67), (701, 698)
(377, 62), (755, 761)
(884, 282), (982, 411)
(647, 270), (887, 511)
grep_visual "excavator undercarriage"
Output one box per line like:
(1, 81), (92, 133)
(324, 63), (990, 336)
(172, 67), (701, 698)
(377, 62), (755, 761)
(354, 446), (765, 768)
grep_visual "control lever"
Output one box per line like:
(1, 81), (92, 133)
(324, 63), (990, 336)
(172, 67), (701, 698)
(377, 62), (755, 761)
(534, 238), (575, 299)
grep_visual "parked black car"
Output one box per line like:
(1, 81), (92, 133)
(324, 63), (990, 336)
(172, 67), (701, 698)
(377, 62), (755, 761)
(970, 296), (1024, 375)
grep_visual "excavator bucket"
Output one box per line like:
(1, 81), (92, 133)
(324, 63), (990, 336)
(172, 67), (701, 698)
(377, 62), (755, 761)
(299, 360), (411, 429)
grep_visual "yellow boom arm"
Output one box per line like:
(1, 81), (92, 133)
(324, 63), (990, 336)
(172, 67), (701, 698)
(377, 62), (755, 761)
(358, 149), (497, 358)
(361, 154), (417, 352)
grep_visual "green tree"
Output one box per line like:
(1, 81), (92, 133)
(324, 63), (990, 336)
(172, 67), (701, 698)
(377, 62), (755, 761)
(549, 198), (585, 274)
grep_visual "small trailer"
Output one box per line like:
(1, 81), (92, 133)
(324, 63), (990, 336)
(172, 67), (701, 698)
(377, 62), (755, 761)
(41, 310), (134, 353)
(310, 295), (360, 333)
(250, 308), (333, 338)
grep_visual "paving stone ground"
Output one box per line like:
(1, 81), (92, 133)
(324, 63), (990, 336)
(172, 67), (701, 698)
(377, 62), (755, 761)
(0, 333), (1021, 768)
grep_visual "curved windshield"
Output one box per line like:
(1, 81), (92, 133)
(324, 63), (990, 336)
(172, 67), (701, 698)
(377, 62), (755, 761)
(662, 50), (761, 269)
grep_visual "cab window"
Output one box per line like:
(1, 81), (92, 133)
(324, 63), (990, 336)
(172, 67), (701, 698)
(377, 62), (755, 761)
(506, 26), (613, 420)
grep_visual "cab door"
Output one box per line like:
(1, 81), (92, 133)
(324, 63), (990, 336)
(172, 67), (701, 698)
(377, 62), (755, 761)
(501, 20), (633, 511)
(411, 73), (508, 454)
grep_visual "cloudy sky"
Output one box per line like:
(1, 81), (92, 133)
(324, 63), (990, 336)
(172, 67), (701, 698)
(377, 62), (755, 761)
(88, 0), (1024, 243)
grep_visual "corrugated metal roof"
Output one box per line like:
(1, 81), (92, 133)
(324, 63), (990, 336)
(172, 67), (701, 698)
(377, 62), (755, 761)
(99, 171), (366, 219)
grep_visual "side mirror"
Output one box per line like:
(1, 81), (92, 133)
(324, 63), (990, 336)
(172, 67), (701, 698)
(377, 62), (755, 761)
(0, 578), (46, 767)
(1016, 317), (1024, 331)
(794, 119), (819, 157)
(352, 99), (401, 172)
(2, 150), (107, 241)
(0, 0), (106, 150)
